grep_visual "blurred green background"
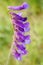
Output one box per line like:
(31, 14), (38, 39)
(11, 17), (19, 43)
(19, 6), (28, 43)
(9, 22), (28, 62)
(0, 0), (43, 65)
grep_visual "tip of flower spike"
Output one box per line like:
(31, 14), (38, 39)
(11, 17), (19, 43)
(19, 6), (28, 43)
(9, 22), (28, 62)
(22, 2), (29, 9)
(8, 2), (29, 10)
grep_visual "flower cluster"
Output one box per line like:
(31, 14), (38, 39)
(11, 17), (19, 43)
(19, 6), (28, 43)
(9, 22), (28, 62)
(8, 2), (30, 60)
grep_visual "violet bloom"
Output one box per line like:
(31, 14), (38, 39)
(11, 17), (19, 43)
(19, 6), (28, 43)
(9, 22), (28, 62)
(8, 2), (29, 10)
(8, 2), (30, 60)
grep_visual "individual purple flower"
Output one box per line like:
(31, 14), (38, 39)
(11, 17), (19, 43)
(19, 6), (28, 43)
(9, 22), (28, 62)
(10, 12), (27, 22)
(12, 49), (22, 60)
(15, 41), (27, 54)
(8, 2), (29, 10)
(8, 2), (30, 60)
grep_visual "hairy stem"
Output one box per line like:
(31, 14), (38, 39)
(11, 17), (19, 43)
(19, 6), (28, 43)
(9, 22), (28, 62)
(5, 35), (15, 65)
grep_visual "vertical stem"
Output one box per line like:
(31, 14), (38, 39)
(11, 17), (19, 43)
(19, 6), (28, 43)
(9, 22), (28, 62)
(5, 35), (15, 65)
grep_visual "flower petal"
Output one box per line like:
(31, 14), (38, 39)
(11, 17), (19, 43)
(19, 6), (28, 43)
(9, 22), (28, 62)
(13, 50), (22, 60)
(15, 41), (27, 55)
(15, 33), (30, 44)
(10, 12), (27, 22)
(12, 20), (30, 30)
(24, 35), (31, 44)
(12, 20), (25, 28)
(8, 2), (28, 10)
(15, 25), (30, 32)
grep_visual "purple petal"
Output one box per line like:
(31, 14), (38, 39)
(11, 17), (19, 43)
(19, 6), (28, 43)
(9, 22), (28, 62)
(15, 41), (25, 50)
(22, 2), (29, 9)
(18, 48), (27, 55)
(12, 20), (30, 30)
(16, 25), (24, 32)
(15, 25), (30, 32)
(8, 2), (28, 10)
(10, 12), (27, 22)
(16, 36), (30, 44)
(15, 41), (27, 55)
(13, 50), (22, 60)
(16, 31), (25, 39)
(23, 22), (30, 32)
(17, 12), (22, 16)
(15, 32), (30, 44)
(21, 49), (27, 55)
(16, 37), (24, 42)
(14, 29), (23, 34)
(24, 35), (31, 44)
(12, 20), (25, 28)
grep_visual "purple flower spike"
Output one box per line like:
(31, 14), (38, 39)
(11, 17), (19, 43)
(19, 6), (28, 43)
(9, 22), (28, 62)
(8, 2), (30, 60)
(8, 2), (28, 10)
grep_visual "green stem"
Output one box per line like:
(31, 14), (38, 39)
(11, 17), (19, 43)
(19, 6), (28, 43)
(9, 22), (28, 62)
(5, 36), (14, 65)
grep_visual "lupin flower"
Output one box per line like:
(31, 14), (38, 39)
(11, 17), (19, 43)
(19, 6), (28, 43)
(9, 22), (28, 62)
(8, 2), (30, 60)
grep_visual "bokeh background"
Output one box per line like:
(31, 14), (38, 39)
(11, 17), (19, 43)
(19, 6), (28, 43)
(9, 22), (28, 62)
(0, 0), (43, 65)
